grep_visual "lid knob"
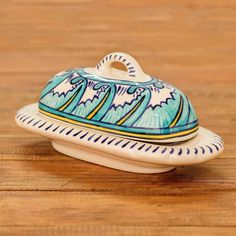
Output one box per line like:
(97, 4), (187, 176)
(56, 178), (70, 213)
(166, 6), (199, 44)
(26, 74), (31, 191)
(92, 52), (150, 82)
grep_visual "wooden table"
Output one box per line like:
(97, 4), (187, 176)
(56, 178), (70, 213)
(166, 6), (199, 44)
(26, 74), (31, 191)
(1, 1), (236, 235)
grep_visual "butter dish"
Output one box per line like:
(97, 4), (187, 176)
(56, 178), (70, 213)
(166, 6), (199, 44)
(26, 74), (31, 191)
(15, 52), (224, 173)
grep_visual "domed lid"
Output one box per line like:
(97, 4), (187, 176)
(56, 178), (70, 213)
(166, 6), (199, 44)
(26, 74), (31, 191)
(39, 52), (198, 143)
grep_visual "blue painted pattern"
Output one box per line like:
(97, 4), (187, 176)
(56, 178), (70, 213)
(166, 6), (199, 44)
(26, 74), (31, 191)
(16, 112), (223, 159)
(38, 68), (198, 141)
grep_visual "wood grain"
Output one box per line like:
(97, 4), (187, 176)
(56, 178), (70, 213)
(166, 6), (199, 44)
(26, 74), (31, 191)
(0, 0), (236, 235)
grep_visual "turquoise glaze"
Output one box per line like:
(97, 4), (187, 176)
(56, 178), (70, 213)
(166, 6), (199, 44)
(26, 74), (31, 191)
(38, 57), (198, 142)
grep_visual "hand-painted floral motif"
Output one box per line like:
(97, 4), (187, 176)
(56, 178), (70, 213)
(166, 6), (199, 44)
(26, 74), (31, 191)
(39, 68), (198, 141)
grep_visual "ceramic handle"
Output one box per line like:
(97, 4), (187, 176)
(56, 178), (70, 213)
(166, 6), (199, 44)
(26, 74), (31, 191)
(95, 52), (147, 81)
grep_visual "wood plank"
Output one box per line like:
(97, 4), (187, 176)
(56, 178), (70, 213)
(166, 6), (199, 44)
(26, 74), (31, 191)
(0, 191), (236, 227)
(0, 2), (235, 76)
(0, 226), (236, 236)
(0, 159), (235, 192)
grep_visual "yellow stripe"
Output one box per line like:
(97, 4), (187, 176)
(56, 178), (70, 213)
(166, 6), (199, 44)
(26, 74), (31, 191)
(39, 108), (199, 140)
(86, 90), (110, 120)
(116, 97), (144, 125)
(169, 96), (183, 128)
(58, 92), (78, 111)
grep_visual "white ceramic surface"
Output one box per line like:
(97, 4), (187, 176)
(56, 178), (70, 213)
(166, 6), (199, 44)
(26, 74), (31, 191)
(15, 103), (224, 173)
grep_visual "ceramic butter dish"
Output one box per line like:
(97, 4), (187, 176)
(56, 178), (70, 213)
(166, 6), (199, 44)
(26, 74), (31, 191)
(15, 52), (224, 173)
